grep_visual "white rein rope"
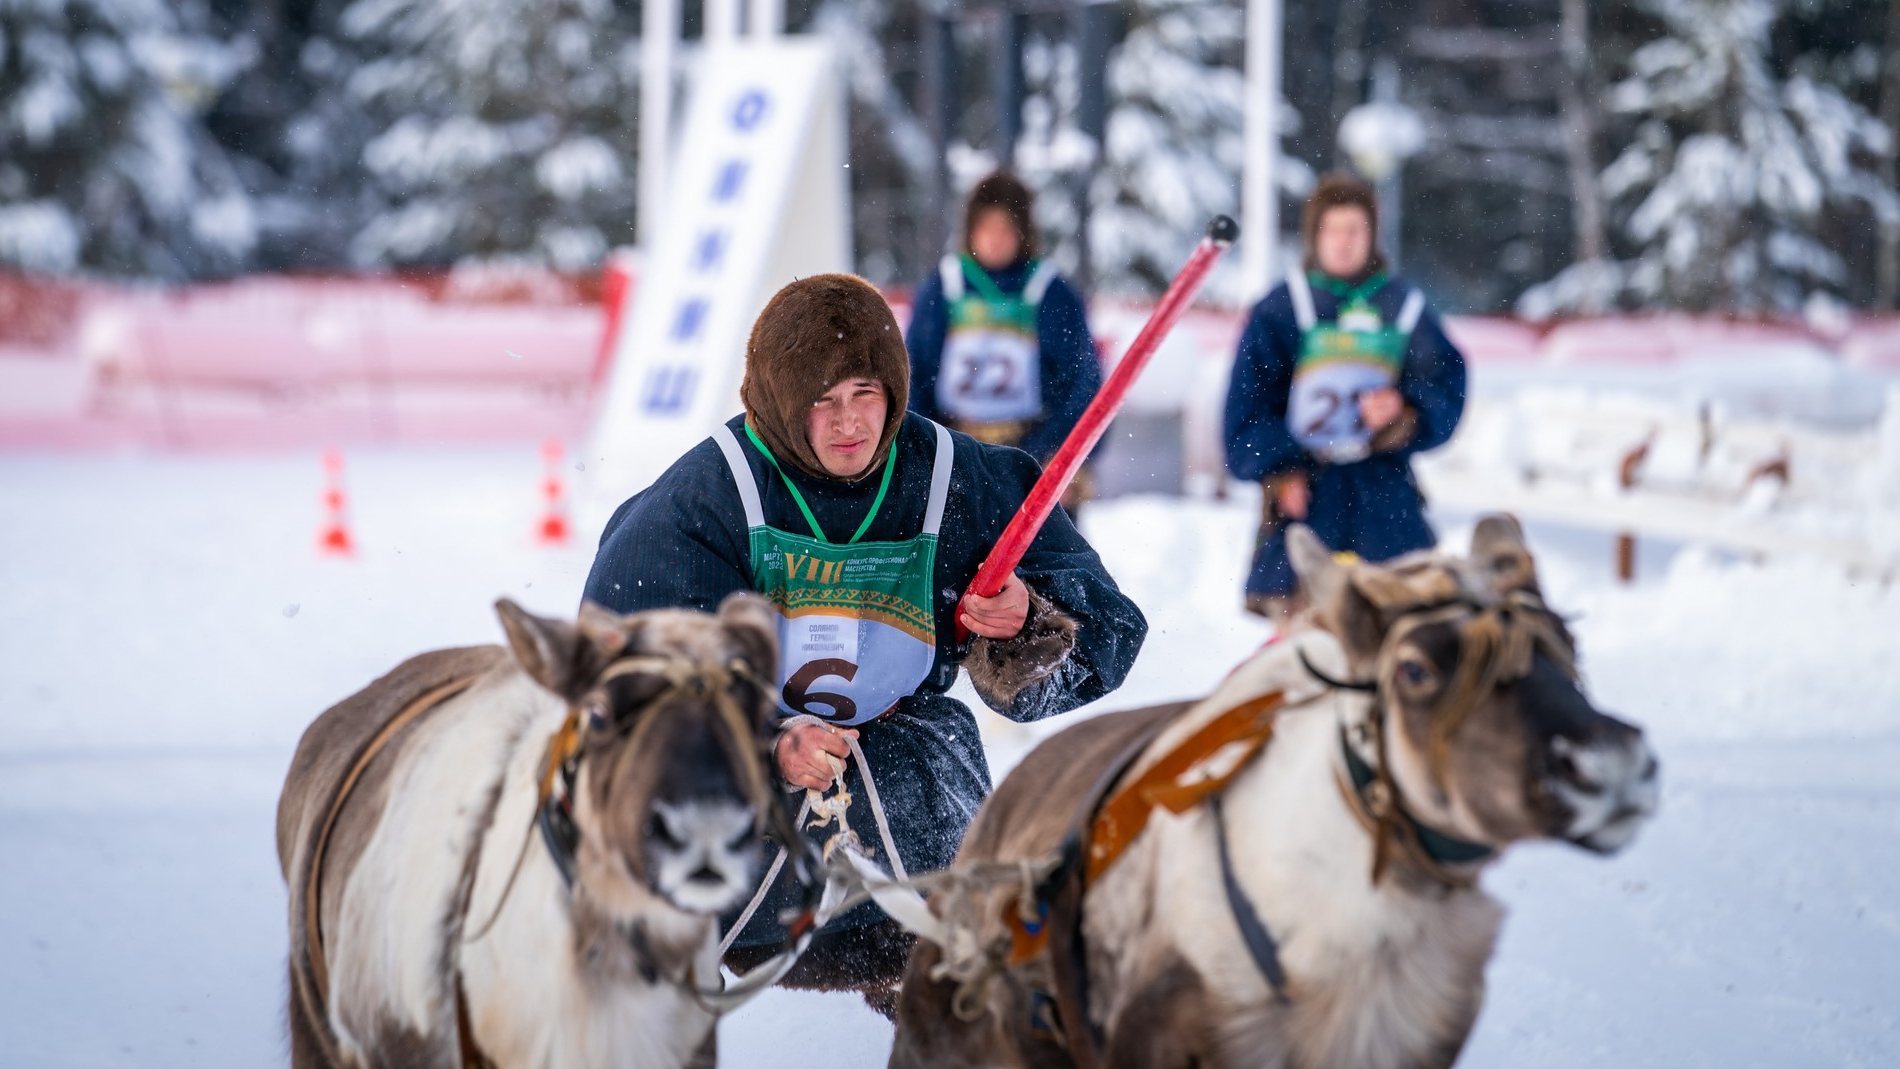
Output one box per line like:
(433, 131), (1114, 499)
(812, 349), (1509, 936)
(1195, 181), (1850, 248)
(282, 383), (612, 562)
(710, 717), (1060, 1017)
(720, 715), (912, 957)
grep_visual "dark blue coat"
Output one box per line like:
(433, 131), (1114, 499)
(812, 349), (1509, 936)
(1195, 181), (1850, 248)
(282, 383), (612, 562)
(1223, 276), (1467, 597)
(583, 413), (1146, 945)
(905, 260), (1100, 462)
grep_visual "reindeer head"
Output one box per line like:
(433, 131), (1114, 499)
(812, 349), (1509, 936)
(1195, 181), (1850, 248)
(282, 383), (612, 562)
(496, 594), (782, 921)
(1289, 517), (1659, 862)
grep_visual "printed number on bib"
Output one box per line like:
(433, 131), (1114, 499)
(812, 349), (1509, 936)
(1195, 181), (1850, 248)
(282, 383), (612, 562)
(954, 346), (1023, 401)
(1297, 385), (1367, 442)
(783, 658), (861, 723)
(939, 331), (1041, 423)
(1287, 353), (1397, 455)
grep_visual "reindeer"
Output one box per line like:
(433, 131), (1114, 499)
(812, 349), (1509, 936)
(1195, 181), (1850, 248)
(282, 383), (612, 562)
(891, 516), (1661, 1069)
(277, 594), (806, 1069)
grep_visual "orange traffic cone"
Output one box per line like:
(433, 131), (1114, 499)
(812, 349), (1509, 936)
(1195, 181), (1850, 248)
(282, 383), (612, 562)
(537, 436), (570, 546)
(318, 448), (355, 556)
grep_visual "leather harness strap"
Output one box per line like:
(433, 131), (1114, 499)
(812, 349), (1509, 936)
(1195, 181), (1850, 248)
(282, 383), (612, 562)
(1025, 691), (1287, 1068)
(301, 672), (503, 1069)
(1083, 691), (1286, 884)
(454, 977), (500, 1069)
(1209, 791), (1292, 1003)
(305, 673), (480, 1006)
(1333, 729), (1492, 891)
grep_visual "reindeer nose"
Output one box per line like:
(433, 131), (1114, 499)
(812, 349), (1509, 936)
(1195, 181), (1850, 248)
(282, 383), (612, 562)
(1636, 747), (1660, 785)
(1553, 719), (1661, 853)
(1551, 719), (1651, 788)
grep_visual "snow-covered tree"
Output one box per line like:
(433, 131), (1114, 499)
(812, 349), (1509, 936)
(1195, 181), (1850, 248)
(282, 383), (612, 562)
(989, 0), (1305, 298)
(200, 0), (383, 272)
(341, 0), (641, 270)
(1087, 0), (1307, 298)
(810, 0), (939, 286)
(1525, 0), (1897, 315)
(0, 0), (255, 278)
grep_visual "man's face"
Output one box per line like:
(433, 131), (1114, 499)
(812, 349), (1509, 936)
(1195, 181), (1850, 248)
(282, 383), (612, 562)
(1315, 205), (1374, 279)
(969, 208), (1024, 271)
(806, 377), (888, 478)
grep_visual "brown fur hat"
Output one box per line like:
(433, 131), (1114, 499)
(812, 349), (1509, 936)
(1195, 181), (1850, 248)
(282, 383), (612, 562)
(1301, 171), (1389, 276)
(963, 170), (1039, 264)
(740, 274), (910, 481)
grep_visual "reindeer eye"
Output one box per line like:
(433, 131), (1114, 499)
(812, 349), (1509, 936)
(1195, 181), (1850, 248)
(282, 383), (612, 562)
(1397, 659), (1433, 687)
(583, 696), (611, 731)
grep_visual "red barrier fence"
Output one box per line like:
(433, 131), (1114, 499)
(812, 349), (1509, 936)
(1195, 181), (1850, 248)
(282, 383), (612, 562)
(2, 269), (1897, 451)
(0, 272), (615, 450)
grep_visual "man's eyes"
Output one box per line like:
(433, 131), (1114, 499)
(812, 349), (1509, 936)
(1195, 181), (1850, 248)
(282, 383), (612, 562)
(813, 390), (880, 407)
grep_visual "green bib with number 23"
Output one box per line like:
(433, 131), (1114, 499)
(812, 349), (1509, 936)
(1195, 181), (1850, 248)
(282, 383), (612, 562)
(1285, 271), (1424, 462)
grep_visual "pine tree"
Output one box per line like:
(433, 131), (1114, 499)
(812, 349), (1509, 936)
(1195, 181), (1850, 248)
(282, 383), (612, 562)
(341, 0), (641, 270)
(0, 0), (255, 278)
(201, 0), (382, 272)
(1087, 0), (1300, 298)
(1527, 0), (1897, 315)
(810, 0), (939, 286)
(998, 0), (1306, 298)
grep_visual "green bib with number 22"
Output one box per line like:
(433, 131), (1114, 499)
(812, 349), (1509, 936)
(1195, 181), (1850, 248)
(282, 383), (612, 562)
(712, 420), (953, 726)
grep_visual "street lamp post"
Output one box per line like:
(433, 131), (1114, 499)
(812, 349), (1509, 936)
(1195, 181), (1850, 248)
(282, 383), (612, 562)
(1243, 0), (1284, 300)
(1336, 57), (1424, 269)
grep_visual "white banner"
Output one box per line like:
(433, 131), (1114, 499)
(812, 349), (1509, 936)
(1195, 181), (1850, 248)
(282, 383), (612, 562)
(585, 38), (850, 522)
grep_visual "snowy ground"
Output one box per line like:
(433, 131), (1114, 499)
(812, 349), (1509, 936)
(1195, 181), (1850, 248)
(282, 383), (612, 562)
(2, 441), (1896, 1067)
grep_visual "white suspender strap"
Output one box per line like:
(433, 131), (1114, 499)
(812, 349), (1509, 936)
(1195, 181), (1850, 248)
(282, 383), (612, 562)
(711, 425), (765, 529)
(939, 255), (965, 302)
(1022, 260), (1059, 305)
(1396, 287), (1426, 335)
(921, 421), (955, 536)
(1287, 271), (1317, 331)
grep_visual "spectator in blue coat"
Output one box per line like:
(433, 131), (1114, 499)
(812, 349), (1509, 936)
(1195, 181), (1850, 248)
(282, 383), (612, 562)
(905, 171), (1101, 507)
(1224, 172), (1467, 619)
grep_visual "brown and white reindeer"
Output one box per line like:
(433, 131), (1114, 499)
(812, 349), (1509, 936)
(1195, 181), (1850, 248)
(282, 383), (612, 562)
(277, 593), (804, 1069)
(891, 515), (1660, 1069)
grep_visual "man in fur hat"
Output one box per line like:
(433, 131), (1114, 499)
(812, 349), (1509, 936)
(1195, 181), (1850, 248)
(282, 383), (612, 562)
(583, 273), (1146, 1017)
(903, 170), (1101, 507)
(1224, 172), (1468, 619)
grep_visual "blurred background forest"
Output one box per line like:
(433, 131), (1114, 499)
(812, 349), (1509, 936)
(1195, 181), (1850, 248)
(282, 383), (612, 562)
(1, 0), (1895, 317)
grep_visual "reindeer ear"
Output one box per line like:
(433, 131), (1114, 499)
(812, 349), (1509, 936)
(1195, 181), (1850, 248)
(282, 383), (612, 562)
(496, 598), (585, 698)
(576, 600), (634, 660)
(1287, 525), (1342, 605)
(1471, 513), (1540, 595)
(716, 591), (779, 680)
(1289, 525), (1387, 664)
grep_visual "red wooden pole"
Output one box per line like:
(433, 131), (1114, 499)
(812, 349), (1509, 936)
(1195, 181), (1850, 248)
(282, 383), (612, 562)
(956, 215), (1239, 641)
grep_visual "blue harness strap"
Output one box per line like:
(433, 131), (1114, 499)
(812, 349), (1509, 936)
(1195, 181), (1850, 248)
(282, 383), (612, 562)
(1209, 792), (1291, 1004)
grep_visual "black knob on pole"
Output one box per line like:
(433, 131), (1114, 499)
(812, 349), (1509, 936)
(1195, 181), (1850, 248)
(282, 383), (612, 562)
(1206, 215), (1240, 247)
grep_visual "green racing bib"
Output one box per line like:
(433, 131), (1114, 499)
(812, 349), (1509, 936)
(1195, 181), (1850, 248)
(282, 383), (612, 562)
(1284, 270), (1425, 463)
(711, 421), (954, 727)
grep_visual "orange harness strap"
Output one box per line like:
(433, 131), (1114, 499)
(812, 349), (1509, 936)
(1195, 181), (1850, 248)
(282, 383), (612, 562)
(1006, 691), (1286, 966)
(1084, 691), (1286, 884)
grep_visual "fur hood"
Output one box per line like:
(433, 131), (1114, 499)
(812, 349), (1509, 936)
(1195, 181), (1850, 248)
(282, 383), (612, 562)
(1300, 171), (1390, 278)
(740, 274), (910, 481)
